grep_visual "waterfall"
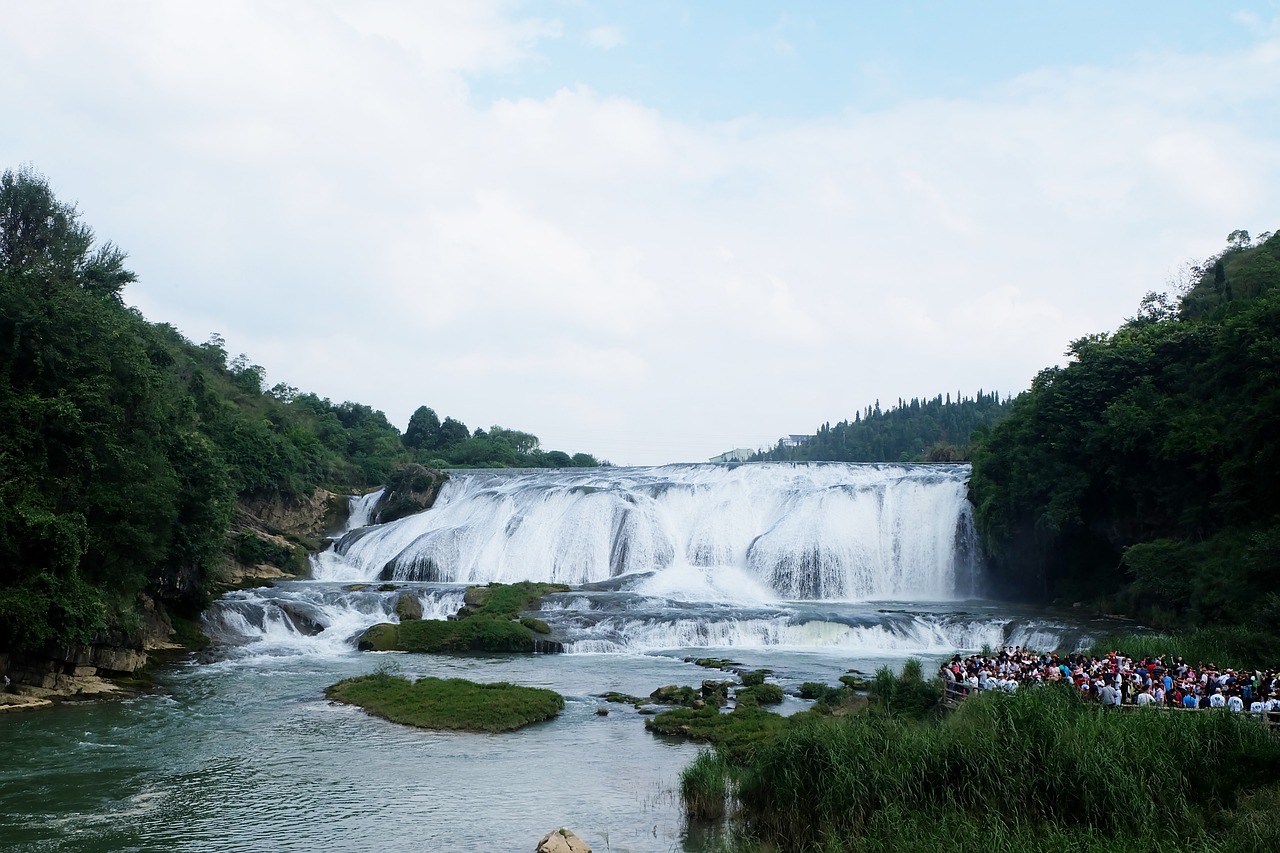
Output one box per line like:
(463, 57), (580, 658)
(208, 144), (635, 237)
(324, 463), (982, 602)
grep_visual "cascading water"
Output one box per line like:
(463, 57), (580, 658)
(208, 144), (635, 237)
(327, 463), (982, 600)
(205, 464), (1114, 662)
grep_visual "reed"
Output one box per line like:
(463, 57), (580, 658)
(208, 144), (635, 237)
(680, 749), (731, 821)
(731, 685), (1280, 850)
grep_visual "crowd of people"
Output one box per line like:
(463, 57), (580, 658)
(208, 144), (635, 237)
(940, 646), (1280, 722)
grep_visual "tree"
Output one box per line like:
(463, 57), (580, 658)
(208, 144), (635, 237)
(437, 416), (470, 450)
(0, 165), (135, 299)
(403, 406), (442, 451)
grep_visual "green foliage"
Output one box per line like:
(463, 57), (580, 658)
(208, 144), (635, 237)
(754, 390), (1011, 463)
(461, 581), (570, 618)
(1082, 628), (1280, 672)
(647, 704), (794, 765)
(736, 683), (784, 705)
(357, 581), (567, 653)
(325, 673), (563, 732)
(867, 658), (942, 720)
(233, 532), (305, 575)
(402, 408), (607, 469)
(730, 686), (1280, 850)
(970, 231), (1280, 624)
(680, 749), (730, 821)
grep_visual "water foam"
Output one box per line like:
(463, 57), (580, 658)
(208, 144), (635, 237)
(324, 463), (982, 601)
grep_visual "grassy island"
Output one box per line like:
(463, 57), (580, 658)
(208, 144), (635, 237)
(357, 581), (569, 653)
(325, 672), (564, 732)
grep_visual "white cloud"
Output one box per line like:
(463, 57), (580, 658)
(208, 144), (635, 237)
(585, 24), (625, 51)
(1, 2), (1278, 465)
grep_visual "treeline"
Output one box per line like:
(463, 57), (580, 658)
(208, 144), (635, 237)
(752, 391), (1011, 463)
(970, 229), (1280, 629)
(0, 167), (601, 653)
(399, 406), (603, 470)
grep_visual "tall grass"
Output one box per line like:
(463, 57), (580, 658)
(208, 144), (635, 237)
(680, 749), (730, 820)
(732, 685), (1280, 850)
(1082, 627), (1280, 671)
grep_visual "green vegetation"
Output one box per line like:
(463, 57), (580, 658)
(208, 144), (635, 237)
(1082, 627), (1280, 673)
(754, 390), (1011, 463)
(402, 405), (609, 469)
(356, 581), (568, 653)
(970, 230), (1280, 630)
(0, 167), (606, 654)
(325, 671), (563, 732)
(680, 750), (730, 821)
(687, 684), (1280, 852)
(647, 704), (793, 765)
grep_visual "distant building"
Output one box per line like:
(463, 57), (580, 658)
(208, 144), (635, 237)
(709, 448), (753, 463)
(781, 434), (813, 447)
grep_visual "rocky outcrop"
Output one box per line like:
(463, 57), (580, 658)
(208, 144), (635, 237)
(239, 488), (344, 539)
(0, 594), (179, 704)
(217, 489), (345, 587)
(536, 829), (592, 853)
(394, 592), (423, 621)
(374, 464), (447, 525)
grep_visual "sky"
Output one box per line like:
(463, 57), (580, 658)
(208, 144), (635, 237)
(2, 2), (1278, 466)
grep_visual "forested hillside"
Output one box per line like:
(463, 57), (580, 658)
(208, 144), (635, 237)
(0, 167), (600, 654)
(753, 391), (1011, 463)
(970, 230), (1280, 629)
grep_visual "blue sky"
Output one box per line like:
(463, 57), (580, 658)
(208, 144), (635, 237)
(1, 2), (1278, 465)
(472, 2), (1270, 118)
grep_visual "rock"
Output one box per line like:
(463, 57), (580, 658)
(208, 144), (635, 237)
(595, 707), (608, 716)
(0, 693), (53, 712)
(535, 828), (592, 853)
(357, 623), (400, 651)
(394, 592), (423, 621)
(90, 646), (149, 674)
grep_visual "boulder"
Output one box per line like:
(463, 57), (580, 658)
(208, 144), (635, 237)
(357, 623), (400, 651)
(535, 828), (591, 853)
(394, 592), (423, 621)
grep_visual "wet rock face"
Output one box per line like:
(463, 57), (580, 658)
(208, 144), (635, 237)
(394, 592), (423, 621)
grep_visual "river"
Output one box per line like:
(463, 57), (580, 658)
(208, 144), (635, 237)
(0, 464), (1118, 852)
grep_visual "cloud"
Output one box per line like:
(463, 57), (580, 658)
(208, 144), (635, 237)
(2, 2), (1277, 465)
(585, 24), (625, 51)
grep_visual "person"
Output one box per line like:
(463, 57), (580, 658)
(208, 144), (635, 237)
(1100, 682), (1119, 708)
(1136, 688), (1155, 707)
(1182, 690), (1198, 709)
(1209, 688), (1226, 709)
(1226, 692), (1244, 713)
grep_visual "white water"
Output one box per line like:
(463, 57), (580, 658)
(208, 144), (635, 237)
(326, 463), (981, 601)
(201, 465), (1113, 665)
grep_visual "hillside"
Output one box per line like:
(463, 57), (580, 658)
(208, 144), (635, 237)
(0, 167), (601, 659)
(970, 229), (1280, 629)
(753, 390), (1011, 463)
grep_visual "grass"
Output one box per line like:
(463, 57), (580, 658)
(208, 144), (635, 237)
(725, 684), (1280, 851)
(1082, 626), (1280, 671)
(325, 671), (564, 732)
(681, 749), (730, 820)
(647, 704), (794, 765)
(356, 581), (568, 653)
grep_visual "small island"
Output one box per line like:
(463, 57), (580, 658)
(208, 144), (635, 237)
(356, 581), (569, 653)
(326, 672), (564, 732)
